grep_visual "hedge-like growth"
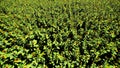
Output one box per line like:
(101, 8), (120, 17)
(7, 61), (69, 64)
(0, 0), (120, 68)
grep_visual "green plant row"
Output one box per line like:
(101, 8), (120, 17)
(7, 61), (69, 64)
(0, 0), (120, 68)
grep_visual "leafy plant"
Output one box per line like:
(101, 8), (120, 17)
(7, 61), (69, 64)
(0, 0), (120, 68)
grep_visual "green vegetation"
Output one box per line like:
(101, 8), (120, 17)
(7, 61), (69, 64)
(0, 0), (120, 68)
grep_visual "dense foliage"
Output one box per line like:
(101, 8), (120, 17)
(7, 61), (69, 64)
(0, 0), (120, 68)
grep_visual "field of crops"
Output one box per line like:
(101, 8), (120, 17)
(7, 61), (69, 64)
(0, 0), (120, 68)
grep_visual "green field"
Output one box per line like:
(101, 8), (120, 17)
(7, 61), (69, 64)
(0, 0), (120, 68)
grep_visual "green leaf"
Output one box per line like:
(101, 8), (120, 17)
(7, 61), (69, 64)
(27, 54), (33, 58)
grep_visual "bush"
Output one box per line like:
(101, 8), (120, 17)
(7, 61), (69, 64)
(0, 0), (120, 68)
